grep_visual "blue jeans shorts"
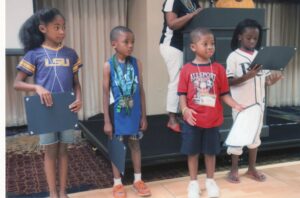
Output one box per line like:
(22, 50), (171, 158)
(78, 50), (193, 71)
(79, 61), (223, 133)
(181, 122), (221, 155)
(39, 129), (75, 145)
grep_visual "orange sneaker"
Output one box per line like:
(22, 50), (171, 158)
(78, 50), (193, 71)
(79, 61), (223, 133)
(113, 184), (126, 198)
(133, 180), (151, 197)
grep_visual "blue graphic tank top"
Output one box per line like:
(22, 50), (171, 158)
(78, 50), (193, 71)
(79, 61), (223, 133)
(109, 56), (141, 136)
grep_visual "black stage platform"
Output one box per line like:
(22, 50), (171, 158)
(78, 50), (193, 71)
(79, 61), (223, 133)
(79, 106), (300, 166)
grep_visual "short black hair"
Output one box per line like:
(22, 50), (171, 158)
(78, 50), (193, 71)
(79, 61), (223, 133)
(110, 26), (133, 42)
(190, 27), (214, 44)
(231, 18), (263, 50)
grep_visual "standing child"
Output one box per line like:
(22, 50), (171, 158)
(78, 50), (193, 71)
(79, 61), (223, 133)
(103, 26), (151, 198)
(178, 27), (244, 198)
(225, 19), (283, 183)
(14, 8), (83, 198)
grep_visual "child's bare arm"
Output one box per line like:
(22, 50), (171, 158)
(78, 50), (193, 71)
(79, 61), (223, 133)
(137, 59), (147, 131)
(14, 71), (53, 106)
(229, 64), (262, 86)
(103, 62), (113, 138)
(221, 94), (244, 112)
(69, 73), (82, 112)
(179, 95), (196, 126)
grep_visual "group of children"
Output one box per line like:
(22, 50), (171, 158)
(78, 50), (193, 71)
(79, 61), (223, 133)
(14, 7), (282, 198)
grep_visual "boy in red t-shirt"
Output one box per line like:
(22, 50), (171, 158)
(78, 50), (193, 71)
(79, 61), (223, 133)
(177, 27), (243, 198)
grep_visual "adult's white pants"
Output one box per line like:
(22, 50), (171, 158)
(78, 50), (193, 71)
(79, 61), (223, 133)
(159, 44), (183, 113)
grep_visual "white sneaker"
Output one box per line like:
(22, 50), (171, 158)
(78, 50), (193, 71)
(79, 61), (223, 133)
(187, 181), (201, 198)
(205, 179), (219, 198)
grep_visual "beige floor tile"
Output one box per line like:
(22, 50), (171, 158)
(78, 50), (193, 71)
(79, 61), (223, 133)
(69, 161), (300, 198)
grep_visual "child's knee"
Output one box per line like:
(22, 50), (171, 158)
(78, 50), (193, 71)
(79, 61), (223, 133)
(247, 141), (261, 149)
(188, 154), (199, 161)
(128, 139), (140, 152)
(204, 154), (216, 159)
(44, 143), (58, 158)
(58, 143), (69, 156)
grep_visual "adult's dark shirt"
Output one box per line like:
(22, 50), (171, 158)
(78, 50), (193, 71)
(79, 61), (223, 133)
(159, 0), (200, 51)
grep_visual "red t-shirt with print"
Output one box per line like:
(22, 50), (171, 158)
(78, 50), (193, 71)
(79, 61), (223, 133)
(177, 62), (230, 128)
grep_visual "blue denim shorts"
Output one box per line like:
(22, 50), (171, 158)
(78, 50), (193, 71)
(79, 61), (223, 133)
(39, 129), (75, 145)
(180, 122), (221, 155)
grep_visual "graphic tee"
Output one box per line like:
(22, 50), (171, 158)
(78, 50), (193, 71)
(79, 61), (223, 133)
(178, 62), (229, 128)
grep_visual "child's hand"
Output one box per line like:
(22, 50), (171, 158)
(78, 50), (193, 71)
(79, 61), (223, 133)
(35, 85), (53, 107)
(266, 71), (284, 85)
(69, 99), (82, 113)
(140, 116), (148, 131)
(247, 64), (262, 79)
(104, 122), (113, 139)
(183, 107), (197, 126)
(234, 103), (244, 112)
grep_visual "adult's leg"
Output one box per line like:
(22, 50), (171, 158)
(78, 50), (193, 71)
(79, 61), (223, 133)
(159, 44), (183, 129)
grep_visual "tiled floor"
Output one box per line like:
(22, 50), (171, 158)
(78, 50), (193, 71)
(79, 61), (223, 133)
(69, 161), (300, 198)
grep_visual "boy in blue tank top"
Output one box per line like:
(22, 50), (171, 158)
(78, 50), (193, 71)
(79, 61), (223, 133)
(103, 26), (151, 198)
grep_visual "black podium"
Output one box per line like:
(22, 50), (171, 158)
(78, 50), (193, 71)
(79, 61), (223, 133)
(182, 8), (269, 140)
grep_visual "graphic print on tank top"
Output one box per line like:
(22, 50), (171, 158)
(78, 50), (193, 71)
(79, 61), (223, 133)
(112, 55), (138, 114)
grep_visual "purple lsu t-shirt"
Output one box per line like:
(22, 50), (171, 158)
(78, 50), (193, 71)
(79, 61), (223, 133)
(17, 45), (82, 93)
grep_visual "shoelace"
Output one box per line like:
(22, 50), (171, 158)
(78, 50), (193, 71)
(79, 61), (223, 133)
(135, 181), (147, 190)
(114, 185), (124, 192)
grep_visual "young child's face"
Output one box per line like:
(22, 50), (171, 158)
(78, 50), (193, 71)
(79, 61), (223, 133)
(113, 32), (134, 57)
(239, 27), (259, 50)
(40, 15), (65, 46)
(190, 33), (215, 60)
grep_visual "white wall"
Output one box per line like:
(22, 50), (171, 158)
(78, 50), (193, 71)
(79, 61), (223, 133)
(6, 0), (33, 50)
(128, 0), (169, 115)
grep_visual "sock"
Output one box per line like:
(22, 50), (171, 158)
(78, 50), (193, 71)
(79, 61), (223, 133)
(134, 173), (142, 183)
(206, 178), (214, 183)
(113, 178), (122, 186)
(189, 180), (198, 185)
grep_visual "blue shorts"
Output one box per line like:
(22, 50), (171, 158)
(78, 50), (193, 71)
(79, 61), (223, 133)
(39, 129), (75, 145)
(180, 122), (221, 155)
